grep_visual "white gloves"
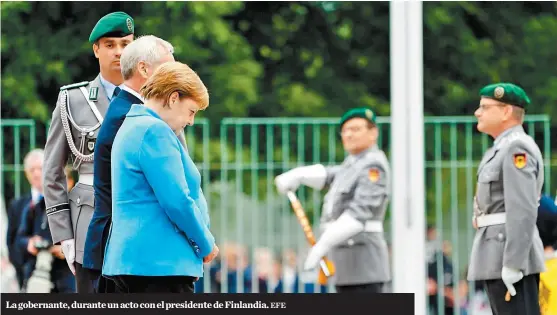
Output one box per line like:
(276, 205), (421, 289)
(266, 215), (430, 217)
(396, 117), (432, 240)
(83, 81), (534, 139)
(304, 213), (364, 270)
(501, 266), (523, 296)
(61, 239), (76, 275)
(275, 164), (327, 194)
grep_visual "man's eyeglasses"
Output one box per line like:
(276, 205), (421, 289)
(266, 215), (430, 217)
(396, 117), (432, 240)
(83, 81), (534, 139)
(340, 125), (368, 136)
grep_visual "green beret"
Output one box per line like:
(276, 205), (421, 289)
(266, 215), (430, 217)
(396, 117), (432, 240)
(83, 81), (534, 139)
(339, 107), (377, 127)
(479, 82), (531, 108)
(89, 12), (134, 43)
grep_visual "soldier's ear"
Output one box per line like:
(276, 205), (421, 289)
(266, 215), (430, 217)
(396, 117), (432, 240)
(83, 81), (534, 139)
(92, 43), (100, 59)
(501, 105), (514, 122)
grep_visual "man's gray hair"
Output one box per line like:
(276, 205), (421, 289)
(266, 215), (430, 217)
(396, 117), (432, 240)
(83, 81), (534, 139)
(120, 35), (174, 80)
(23, 149), (44, 170)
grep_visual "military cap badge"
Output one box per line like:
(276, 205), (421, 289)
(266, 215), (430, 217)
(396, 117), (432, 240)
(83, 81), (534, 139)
(513, 153), (526, 169)
(494, 86), (505, 99)
(365, 109), (373, 120)
(126, 18), (133, 32)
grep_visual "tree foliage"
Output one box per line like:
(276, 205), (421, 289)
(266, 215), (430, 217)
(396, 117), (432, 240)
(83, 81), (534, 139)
(2, 1), (556, 211)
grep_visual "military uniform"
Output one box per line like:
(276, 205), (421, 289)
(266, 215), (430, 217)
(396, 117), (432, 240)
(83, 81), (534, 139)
(468, 83), (546, 315)
(275, 108), (391, 293)
(43, 12), (135, 293)
(319, 144), (391, 291)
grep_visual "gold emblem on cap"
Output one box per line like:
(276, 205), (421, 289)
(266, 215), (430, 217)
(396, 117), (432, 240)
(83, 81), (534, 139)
(126, 18), (133, 32)
(494, 86), (504, 99)
(365, 109), (373, 119)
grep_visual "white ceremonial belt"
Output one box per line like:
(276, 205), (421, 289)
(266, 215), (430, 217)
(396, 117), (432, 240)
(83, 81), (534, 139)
(78, 174), (94, 186)
(476, 213), (506, 228)
(363, 220), (383, 232)
(322, 220), (383, 233)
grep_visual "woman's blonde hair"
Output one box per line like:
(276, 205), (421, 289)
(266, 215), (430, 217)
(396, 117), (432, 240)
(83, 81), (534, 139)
(140, 61), (209, 109)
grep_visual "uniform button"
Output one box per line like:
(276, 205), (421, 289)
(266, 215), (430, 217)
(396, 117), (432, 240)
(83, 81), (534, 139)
(347, 239), (355, 246)
(77, 197), (81, 204)
(497, 233), (504, 241)
(88, 131), (94, 137)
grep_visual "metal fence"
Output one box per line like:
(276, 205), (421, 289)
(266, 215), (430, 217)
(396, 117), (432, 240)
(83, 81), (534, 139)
(0, 116), (553, 308)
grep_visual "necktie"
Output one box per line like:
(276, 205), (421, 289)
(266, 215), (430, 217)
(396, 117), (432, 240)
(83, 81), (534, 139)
(112, 86), (121, 99)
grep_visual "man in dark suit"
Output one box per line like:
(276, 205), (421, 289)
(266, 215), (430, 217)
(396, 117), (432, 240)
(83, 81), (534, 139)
(83, 35), (181, 293)
(15, 196), (75, 293)
(6, 149), (45, 290)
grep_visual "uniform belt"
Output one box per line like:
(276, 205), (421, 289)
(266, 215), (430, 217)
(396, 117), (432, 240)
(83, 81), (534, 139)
(363, 220), (383, 232)
(322, 220), (383, 233)
(78, 174), (94, 186)
(476, 213), (506, 228)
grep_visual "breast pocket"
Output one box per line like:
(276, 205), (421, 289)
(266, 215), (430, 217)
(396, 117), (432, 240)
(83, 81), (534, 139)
(85, 129), (99, 154)
(68, 124), (100, 155)
(476, 170), (500, 211)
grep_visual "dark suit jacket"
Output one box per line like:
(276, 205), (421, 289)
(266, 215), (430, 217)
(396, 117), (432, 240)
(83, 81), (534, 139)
(83, 89), (143, 270)
(15, 197), (75, 292)
(6, 193), (31, 287)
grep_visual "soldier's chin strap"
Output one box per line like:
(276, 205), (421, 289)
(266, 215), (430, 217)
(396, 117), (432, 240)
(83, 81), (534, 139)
(303, 212), (364, 270)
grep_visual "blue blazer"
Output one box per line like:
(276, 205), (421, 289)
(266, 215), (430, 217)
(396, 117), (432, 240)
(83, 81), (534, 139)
(83, 89), (143, 271)
(102, 104), (214, 277)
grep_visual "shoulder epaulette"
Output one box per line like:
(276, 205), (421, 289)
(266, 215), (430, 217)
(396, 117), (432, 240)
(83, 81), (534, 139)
(60, 81), (90, 91)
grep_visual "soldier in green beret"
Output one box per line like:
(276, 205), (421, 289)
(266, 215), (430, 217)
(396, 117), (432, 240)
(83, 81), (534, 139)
(43, 11), (135, 293)
(275, 107), (391, 293)
(467, 82), (545, 314)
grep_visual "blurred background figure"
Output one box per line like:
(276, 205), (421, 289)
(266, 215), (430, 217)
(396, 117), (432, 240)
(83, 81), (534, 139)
(15, 188), (76, 293)
(426, 225), (457, 315)
(5, 149), (45, 291)
(7, 149), (76, 293)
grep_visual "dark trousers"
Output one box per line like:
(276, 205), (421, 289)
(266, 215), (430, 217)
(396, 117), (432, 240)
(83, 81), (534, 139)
(80, 267), (117, 293)
(75, 263), (98, 293)
(484, 273), (541, 315)
(110, 275), (196, 293)
(336, 282), (384, 293)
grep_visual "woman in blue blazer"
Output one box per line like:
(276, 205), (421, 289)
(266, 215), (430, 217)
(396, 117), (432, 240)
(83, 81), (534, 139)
(102, 62), (218, 293)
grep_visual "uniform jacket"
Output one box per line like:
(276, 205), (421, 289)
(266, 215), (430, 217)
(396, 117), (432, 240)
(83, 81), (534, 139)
(468, 125), (546, 281)
(102, 105), (214, 277)
(319, 145), (391, 286)
(43, 75), (110, 264)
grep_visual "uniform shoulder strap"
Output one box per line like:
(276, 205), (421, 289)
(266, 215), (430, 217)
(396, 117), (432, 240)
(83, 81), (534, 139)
(60, 81), (89, 91)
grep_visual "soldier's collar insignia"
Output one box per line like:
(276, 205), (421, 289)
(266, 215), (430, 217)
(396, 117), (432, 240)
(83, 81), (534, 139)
(89, 87), (98, 101)
(368, 168), (380, 183)
(494, 86), (505, 99)
(513, 153), (526, 169)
